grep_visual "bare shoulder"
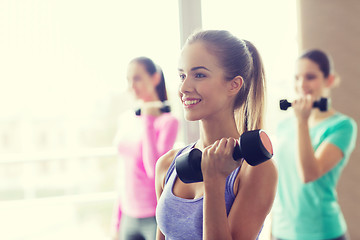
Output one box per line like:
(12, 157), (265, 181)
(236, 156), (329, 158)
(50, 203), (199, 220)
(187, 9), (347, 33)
(246, 159), (277, 184)
(156, 148), (180, 176)
(155, 148), (182, 190)
(236, 159), (278, 195)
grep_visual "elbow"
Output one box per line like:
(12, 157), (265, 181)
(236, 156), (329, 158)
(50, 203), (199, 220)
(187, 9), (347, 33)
(301, 178), (313, 184)
(145, 168), (156, 179)
(300, 173), (319, 183)
(142, 158), (156, 179)
(298, 164), (322, 183)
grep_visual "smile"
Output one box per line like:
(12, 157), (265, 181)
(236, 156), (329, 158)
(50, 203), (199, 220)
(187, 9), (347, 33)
(183, 99), (201, 107)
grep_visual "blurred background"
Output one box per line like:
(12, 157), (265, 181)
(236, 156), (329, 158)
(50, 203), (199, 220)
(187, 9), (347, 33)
(0, 0), (358, 239)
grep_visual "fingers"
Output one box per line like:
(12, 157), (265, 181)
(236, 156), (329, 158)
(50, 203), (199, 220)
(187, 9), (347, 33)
(292, 95), (314, 122)
(205, 138), (236, 155)
(293, 94), (314, 109)
(201, 138), (241, 180)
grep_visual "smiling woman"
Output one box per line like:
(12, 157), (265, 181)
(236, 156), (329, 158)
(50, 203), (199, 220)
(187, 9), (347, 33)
(112, 56), (179, 240)
(271, 49), (357, 240)
(155, 29), (278, 240)
(177, 41), (234, 122)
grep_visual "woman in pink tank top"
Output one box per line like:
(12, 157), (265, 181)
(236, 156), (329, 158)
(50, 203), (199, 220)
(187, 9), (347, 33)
(111, 57), (179, 240)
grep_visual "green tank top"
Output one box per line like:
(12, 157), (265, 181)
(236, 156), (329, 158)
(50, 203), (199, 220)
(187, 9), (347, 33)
(272, 113), (357, 239)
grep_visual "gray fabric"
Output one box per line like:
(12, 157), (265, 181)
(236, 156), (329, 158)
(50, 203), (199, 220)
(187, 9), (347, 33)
(120, 214), (157, 240)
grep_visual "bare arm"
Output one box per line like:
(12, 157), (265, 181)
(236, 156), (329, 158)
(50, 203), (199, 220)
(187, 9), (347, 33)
(109, 197), (122, 240)
(203, 177), (230, 240)
(293, 96), (343, 183)
(155, 149), (179, 240)
(227, 161), (277, 239)
(142, 114), (179, 179)
(296, 121), (343, 183)
(201, 138), (278, 240)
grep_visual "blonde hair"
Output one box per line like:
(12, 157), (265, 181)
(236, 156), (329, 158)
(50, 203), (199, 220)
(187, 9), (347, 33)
(185, 30), (266, 133)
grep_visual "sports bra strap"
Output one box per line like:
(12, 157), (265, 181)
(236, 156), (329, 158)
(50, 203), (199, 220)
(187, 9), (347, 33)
(164, 143), (195, 185)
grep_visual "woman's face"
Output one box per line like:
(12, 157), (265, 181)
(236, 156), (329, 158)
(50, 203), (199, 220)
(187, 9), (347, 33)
(295, 58), (329, 99)
(127, 62), (156, 101)
(178, 42), (234, 121)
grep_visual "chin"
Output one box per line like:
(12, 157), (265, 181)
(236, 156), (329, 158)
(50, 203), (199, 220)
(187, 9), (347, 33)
(184, 112), (201, 122)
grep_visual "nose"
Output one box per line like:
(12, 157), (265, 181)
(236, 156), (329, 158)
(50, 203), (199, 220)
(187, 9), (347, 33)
(128, 79), (135, 89)
(296, 77), (306, 90)
(127, 80), (136, 94)
(179, 76), (192, 94)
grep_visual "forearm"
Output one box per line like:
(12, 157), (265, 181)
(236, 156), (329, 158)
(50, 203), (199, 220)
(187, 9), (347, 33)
(296, 121), (320, 182)
(143, 116), (178, 178)
(142, 115), (158, 177)
(110, 199), (122, 238)
(203, 178), (232, 240)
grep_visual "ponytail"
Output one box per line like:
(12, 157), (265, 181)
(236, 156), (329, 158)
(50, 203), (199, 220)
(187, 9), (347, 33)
(237, 40), (266, 133)
(155, 66), (168, 102)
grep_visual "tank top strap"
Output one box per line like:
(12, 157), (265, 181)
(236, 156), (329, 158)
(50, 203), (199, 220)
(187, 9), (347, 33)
(225, 165), (241, 197)
(164, 143), (196, 185)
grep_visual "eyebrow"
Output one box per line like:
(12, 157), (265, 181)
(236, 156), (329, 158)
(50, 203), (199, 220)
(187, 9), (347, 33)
(178, 66), (211, 72)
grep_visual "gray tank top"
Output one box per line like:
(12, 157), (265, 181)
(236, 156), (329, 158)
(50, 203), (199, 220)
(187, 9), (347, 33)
(156, 144), (245, 240)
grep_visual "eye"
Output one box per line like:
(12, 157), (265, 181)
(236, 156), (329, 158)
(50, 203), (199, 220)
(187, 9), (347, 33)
(305, 74), (316, 80)
(133, 76), (141, 82)
(179, 73), (186, 81)
(195, 73), (206, 78)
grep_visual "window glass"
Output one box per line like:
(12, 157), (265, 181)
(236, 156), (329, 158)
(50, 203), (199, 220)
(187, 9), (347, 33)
(0, 1), (179, 239)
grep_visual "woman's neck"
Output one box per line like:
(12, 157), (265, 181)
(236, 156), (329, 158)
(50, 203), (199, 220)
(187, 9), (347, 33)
(142, 94), (160, 103)
(309, 107), (336, 127)
(197, 115), (240, 150)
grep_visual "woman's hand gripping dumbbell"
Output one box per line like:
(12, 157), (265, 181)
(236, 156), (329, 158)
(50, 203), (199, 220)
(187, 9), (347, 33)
(280, 97), (329, 112)
(135, 101), (171, 116)
(175, 130), (273, 183)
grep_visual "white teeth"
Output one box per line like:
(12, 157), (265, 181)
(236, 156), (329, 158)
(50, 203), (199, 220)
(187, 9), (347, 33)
(184, 100), (200, 105)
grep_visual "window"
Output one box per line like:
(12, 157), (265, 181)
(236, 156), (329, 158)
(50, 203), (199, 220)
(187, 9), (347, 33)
(0, 1), (298, 239)
(0, 1), (179, 239)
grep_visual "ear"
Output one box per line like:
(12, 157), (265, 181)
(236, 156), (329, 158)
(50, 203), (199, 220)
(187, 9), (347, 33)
(325, 74), (335, 88)
(228, 75), (243, 96)
(152, 72), (161, 86)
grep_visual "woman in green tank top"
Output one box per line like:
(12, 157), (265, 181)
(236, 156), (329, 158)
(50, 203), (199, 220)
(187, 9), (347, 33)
(271, 49), (357, 240)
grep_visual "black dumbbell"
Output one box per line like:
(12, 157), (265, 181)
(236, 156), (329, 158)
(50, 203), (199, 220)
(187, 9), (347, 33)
(175, 130), (273, 183)
(279, 97), (329, 112)
(135, 102), (171, 116)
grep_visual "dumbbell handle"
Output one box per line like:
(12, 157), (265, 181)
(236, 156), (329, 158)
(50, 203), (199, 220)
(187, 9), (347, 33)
(175, 130), (273, 183)
(279, 97), (328, 112)
(135, 101), (171, 116)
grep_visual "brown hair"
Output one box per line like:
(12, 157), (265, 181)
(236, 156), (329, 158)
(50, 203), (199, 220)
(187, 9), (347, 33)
(130, 57), (168, 102)
(185, 30), (266, 133)
(299, 49), (340, 87)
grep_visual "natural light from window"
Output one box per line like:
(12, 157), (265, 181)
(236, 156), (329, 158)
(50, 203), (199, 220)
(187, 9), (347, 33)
(0, 0), (298, 239)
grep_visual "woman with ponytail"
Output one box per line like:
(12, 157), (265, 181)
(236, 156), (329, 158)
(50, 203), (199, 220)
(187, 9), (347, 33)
(155, 30), (277, 240)
(271, 49), (357, 240)
(111, 57), (179, 240)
